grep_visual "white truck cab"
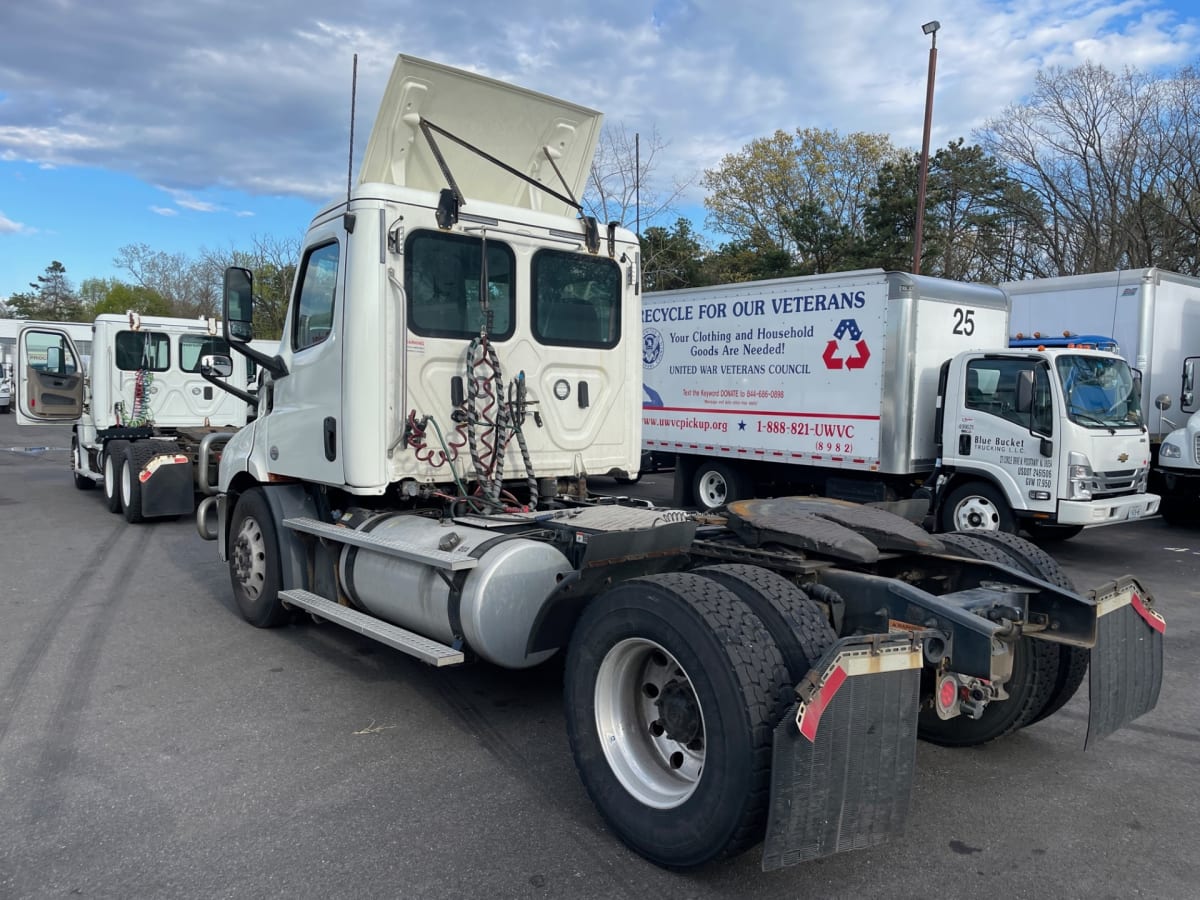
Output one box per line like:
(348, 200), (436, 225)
(214, 55), (641, 506)
(937, 346), (1156, 535)
(16, 313), (251, 521)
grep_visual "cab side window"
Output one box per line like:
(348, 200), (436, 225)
(965, 358), (1041, 430)
(292, 242), (340, 351)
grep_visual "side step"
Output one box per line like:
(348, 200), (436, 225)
(279, 589), (465, 667)
(282, 517), (478, 571)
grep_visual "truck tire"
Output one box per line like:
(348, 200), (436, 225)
(71, 436), (94, 491)
(692, 461), (749, 511)
(228, 488), (290, 628)
(1022, 522), (1084, 542)
(694, 564), (837, 682)
(939, 480), (1016, 534)
(946, 530), (1089, 726)
(120, 442), (159, 523)
(918, 532), (1057, 746)
(103, 441), (129, 513)
(1158, 495), (1193, 526)
(564, 572), (789, 868)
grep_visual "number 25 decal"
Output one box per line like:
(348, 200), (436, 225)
(953, 307), (975, 336)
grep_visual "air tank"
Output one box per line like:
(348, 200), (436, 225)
(337, 512), (573, 668)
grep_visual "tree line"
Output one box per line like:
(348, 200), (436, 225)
(5, 59), (1199, 316)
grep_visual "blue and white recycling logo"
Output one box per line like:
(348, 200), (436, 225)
(643, 328), (664, 369)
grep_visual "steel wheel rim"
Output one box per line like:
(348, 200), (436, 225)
(696, 470), (728, 509)
(233, 516), (268, 600)
(104, 454), (116, 498)
(121, 459), (133, 506)
(594, 638), (705, 809)
(953, 495), (1000, 531)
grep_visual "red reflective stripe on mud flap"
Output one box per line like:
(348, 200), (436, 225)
(1131, 593), (1166, 634)
(798, 665), (847, 742)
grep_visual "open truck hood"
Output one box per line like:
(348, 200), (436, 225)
(358, 55), (603, 218)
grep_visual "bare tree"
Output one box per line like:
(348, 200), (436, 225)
(978, 61), (1200, 277)
(584, 123), (693, 232)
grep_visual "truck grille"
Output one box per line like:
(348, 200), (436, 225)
(1094, 468), (1139, 497)
(1194, 433), (1200, 465)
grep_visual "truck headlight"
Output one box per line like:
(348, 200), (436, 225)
(1159, 442), (1181, 460)
(1068, 450), (1094, 500)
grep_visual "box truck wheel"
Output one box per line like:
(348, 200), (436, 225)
(228, 488), (290, 628)
(563, 572), (789, 868)
(945, 530), (1089, 726)
(940, 480), (1015, 533)
(71, 436), (94, 491)
(1022, 522), (1083, 542)
(693, 461), (749, 511)
(103, 441), (129, 514)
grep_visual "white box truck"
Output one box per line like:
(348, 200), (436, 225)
(1003, 267), (1200, 443)
(15, 312), (255, 522)
(642, 271), (1160, 540)
(191, 55), (1163, 872)
(1002, 267), (1200, 523)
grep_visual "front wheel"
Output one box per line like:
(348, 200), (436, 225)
(71, 436), (94, 491)
(228, 488), (290, 628)
(1022, 522), (1084, 542)
(939, 480), (1016, 534)
(692, 461), (749, 511)
(564, 573), (788, 868)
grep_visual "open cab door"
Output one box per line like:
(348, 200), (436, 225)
(17, 326), (85, 423)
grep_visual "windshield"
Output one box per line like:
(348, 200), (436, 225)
(1055, 355), (1143, 429)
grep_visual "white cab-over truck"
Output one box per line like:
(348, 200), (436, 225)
(15, 313), (253, 522)
(1003, 267), (1200, 525)
(195, 56), (1164, 871)
(643, 272), (1160, 541)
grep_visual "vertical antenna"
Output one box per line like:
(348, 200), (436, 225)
(635, 132), (640, 236)
(347, 54), (358, 208)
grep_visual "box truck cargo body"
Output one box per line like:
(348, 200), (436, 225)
(1003, 267), (1200, 443)
(643, 270), (1159, 537)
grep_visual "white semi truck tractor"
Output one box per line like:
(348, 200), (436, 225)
(195, 55), (1165, 871)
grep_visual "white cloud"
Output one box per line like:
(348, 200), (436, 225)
(0, 0), (1195, 220)
(0, 210), (29, 234)
(149, 206), (178, 216)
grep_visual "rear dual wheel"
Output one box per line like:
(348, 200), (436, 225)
(103, 441), (129, 513)
(120, 443), (160, 523)
(921, 531), (1079, 746)
(564, 572), (792, 868)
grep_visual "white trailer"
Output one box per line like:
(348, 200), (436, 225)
(192, 55), (1163, 872)
(642, 272), (1159, 540)
(14, 312), (254, 522)
(1002, 267), (1200, 442)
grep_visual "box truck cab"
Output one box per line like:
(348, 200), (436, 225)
(938, 345), (1155, 536)
(641, 271), (1158, 538)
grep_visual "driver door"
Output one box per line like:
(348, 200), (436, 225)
(17, 327), (85, 422)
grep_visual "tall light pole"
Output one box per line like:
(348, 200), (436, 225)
(913, 20), (940, 274)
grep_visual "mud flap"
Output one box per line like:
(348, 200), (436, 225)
(141, 453), (197, 518)
(1086, 576), (1165, 748)
(761, 634), (923, 871)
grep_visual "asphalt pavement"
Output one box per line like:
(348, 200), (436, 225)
(1, 415), (1197, 900)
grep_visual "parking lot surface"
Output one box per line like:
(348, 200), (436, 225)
(2, 416), (1198, 899)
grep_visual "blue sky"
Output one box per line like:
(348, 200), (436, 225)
(2, 0), (1198, 303)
